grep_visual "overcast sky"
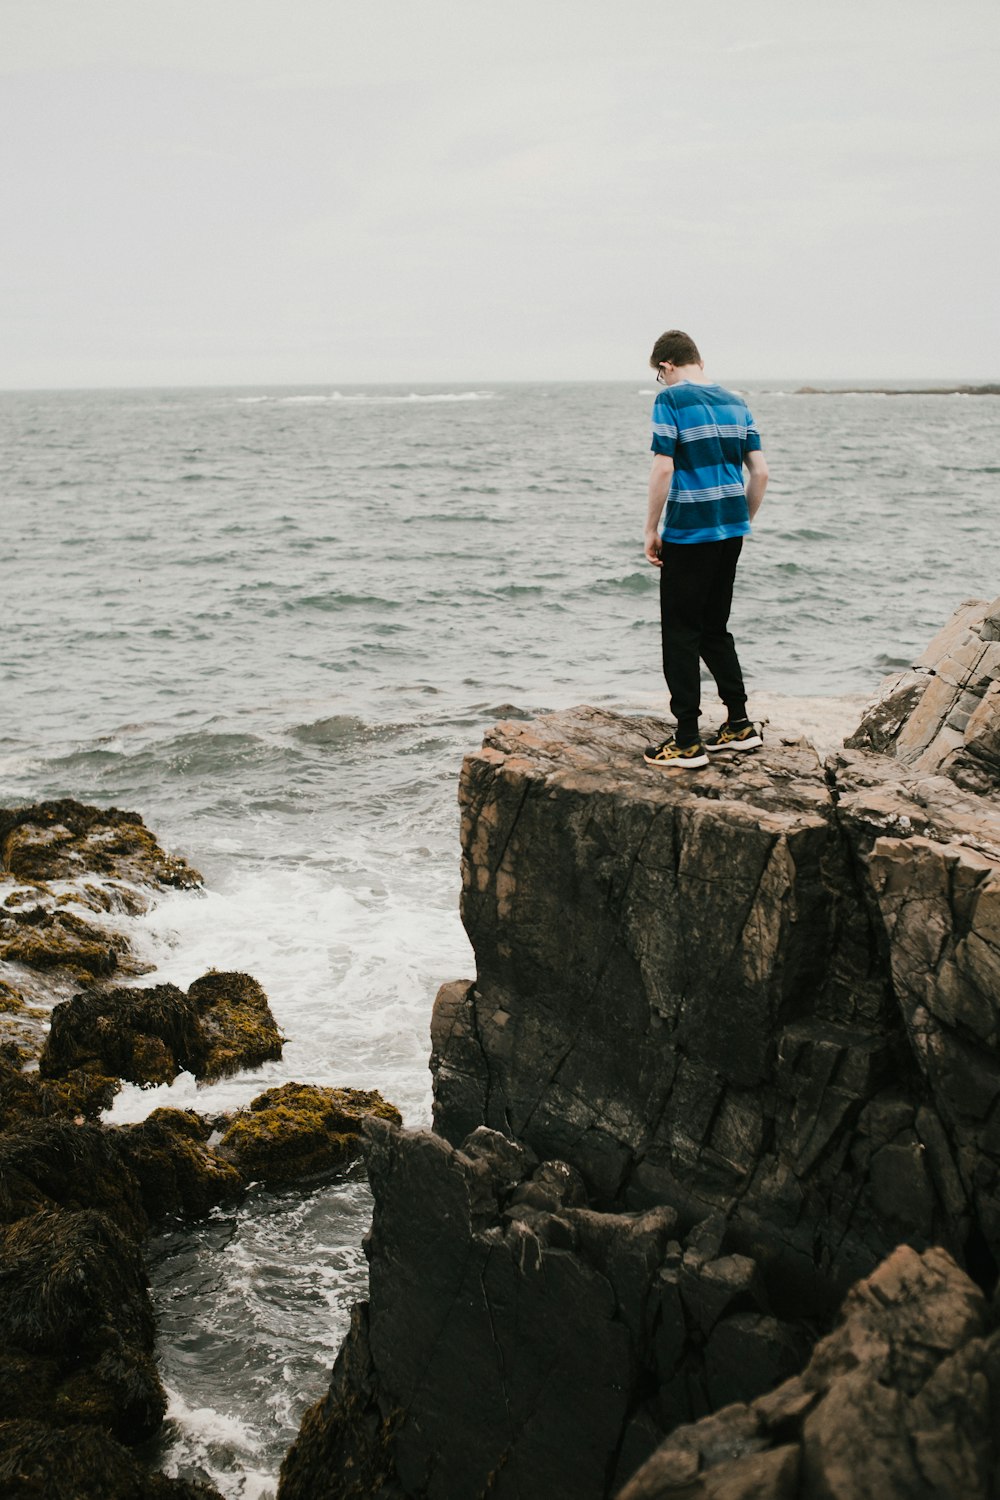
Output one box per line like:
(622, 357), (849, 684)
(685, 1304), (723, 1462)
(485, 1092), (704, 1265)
(3, 0), (998, 387)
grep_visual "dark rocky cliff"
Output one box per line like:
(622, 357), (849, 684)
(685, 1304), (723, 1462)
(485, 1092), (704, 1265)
(280, 596), (1000, 1500)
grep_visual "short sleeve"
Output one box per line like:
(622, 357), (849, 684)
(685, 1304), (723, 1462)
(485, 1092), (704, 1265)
(744, 407), (762, 453)
(650, 393), (677, 456)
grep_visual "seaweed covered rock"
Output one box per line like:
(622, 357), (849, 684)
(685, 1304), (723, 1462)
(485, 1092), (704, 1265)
(0, 983), (51, 1065)
(616, 1245), (993, 1500)
(0, 1119), (146, 1233)
(218, 1082), (402, 1186)
(187, 970), (285, 1081)
(0, 1420), (225, 1499)
(0, 904), (140, 984)
(40, 984), (203, 1086)
(0, 802), (276, 1495)
(40, 971), (283, 1086)
(0, 799), (201, 890)
(114, 1108), (244, 1224)
(0, 1208), (164, 1442)
(0, 1050), (119, 1132)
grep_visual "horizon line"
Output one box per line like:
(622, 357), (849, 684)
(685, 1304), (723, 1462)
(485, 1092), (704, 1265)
(1, 375), (998, 395)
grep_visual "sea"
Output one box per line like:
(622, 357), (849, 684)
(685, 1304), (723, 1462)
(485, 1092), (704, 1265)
(2, 381), (998, 1496)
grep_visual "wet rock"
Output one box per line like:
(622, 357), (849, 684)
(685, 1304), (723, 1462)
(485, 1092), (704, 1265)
(0, 1050), (119, 1131)
(113, 1108), (244, 1224)
(278, 1303), (404, 1500)
(0, 904), (140, 984)
(0, 799), (201, 890)
(0, 978), (25, 1010)
(0, 1419), (225, 1499)
(0, 982), (51, 1065)
(0, 802), (292, 1494)
(616, 1245), (993, 1499)
(0, 1208), (164, 1443)
(187, 970), (284, 1081)
(217, 1081), (402, 1186)
(0, 1119), (146, 1234)
(278, 1117), (812, 1500)
(39, 971), (283, 1086)
(40, 984), (203, 1086)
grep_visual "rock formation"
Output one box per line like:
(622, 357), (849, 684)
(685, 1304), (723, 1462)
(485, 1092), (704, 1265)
(0, 800), (398, 1498)
(0, 799), (202, 1059)
(0, 799), (201, 891)
(217, 1081), (402, 1186)
(845, 593), (1000, 792)
(281, 596), (1000, 1499)
(618, 1245), (994, 1500)
(39, 971), (284, 1086)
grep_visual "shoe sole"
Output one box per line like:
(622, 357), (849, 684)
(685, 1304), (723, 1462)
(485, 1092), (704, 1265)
(643, 751), (709, 769)
(705, 737), (763, 753)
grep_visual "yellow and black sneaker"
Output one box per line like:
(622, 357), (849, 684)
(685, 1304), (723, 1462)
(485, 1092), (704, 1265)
(704, 720), (763, 753)
(643, 736), (709, 770)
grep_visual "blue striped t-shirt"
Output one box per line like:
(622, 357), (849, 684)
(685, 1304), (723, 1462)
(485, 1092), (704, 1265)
(651, 381), (762, 544)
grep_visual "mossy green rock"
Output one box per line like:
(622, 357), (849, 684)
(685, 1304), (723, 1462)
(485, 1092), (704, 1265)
(187, 971), (284, 1081)
(39, 972), (283, 1087)
(0, 800), (201, 890)
(219, 1082), (402, 1185)
(0, 905), (134, 984)
(113, 1108), (244, 1225)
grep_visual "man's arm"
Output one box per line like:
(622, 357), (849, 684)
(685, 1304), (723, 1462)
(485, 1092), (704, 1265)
(645, 453), (674, 566)
(744, 450), (768, 521)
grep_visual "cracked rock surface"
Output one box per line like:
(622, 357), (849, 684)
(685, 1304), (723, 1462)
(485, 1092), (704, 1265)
(433, 699), (1000, 1298)
(617, 1244), (994, 1500)
(282, 598), (1000, 1499)
(845, 592), (1000, 793)
(278, 1122), (811, 1500)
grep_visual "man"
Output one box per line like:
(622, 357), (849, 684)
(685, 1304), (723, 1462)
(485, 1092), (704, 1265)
(642, 329), (769, 769)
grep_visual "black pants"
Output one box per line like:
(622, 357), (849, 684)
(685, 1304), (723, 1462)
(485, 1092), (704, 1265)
(659, 537), (747, 746)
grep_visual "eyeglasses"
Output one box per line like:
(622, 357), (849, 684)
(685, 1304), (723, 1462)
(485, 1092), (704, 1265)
(655, 364), (668, 384)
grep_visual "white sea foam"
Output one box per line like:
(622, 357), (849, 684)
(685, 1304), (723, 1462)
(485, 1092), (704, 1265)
(236, 390), (496, 406)
(159, 1384), (276, 1500)
(105, 1070), (201, 1122)
(109, 852), (471, 1125)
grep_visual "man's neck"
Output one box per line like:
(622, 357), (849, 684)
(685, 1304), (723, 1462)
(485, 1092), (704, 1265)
(663, 362), (709, 387)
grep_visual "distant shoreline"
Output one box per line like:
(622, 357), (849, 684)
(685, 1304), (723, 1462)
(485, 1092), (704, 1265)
(794, 384), (1000, 397)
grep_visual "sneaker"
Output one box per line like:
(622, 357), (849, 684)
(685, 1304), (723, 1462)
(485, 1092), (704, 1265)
(704, 720), (763, 753)
(643, 736), (709, 769)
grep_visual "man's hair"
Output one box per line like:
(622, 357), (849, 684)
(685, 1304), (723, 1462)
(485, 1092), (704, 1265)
(650, 330), (701, 369)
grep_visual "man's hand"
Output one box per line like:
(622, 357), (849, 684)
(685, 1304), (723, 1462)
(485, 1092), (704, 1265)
(646, 453), (673, 567)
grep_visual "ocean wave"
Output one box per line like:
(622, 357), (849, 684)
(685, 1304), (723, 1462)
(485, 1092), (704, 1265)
(297, 592), (403, 612)
(873, 653), (912, 669)
(589, 571), (656, 595)
(287, 714), (408, 747)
